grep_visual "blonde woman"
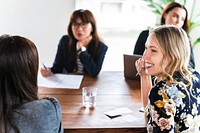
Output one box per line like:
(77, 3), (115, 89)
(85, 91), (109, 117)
(135, 25), (200, 132)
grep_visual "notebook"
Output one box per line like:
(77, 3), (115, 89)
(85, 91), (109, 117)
(123, 54), (142, 80)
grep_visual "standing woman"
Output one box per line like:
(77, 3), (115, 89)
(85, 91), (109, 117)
(0, 35), (63, 133)
(41, 9), (108, 77)
(135, 25), (200, 132)
(133, 2), (195, 69)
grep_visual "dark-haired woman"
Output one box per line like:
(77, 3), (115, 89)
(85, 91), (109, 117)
(0, 35), (63, 133)
(41, 9), (108, 77)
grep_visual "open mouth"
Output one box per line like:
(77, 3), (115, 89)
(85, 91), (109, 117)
(77, 33), (83, 36)
(145, 62), (154, 69)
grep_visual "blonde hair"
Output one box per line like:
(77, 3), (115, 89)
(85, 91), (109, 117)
(149, 25), (191, 86)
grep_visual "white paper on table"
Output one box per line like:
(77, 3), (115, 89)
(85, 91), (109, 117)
(38, 74), (83, 89)
(121, 114), (138, 122)
(104, 107), (133, 118)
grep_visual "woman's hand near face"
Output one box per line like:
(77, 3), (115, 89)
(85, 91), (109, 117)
(40, 67), (53, 77)
(135, 58), (147, 76)
(76, 35), (92, 50)
(136, 58), (152, 108)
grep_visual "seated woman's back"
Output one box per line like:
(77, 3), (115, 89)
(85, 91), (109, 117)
(0, 35), (63, 133)
(9, 98), (63, 133)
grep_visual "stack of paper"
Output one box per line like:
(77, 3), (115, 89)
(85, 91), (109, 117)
(38, 74), (83, 89)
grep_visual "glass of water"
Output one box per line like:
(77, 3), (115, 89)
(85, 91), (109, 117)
(82, 87), (97, 108)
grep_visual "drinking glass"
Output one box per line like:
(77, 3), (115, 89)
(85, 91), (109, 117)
(82, 87), (97, 108)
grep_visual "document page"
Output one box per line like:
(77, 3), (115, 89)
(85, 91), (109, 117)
(38, 74), (83, 89)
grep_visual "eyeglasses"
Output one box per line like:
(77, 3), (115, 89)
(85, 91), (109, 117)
(72, 22), (89, 29)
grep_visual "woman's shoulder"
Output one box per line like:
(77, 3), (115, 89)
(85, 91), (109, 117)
(59, 35), (69, 43)
(38, 97), (62, 110)
(149, 81), (167, 97)
(152, 80), (166, 89)
(58, 35), (70, 47)
(60, 35), (70, 41)
(99, 41), (108, 49)
(141, 29), (149, 34)
(60, 35), (69, 39)
(136, 29), (149, 40)
(13, 97), (63, 132)
(20, 97), (62, 114)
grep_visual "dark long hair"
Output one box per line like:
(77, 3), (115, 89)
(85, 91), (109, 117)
(0, 35), (39, 133)
(67, 9), (101, 71)
(160, 2), (189, 33)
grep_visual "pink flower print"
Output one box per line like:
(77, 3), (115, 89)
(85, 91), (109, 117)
(164, 103), (175, 115)
(158, 117), (171, 131)
(152, 110), (159, 122)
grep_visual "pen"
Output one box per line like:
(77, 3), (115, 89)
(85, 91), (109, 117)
(135, 67), (144, 76)
(43, 63), (48, 70)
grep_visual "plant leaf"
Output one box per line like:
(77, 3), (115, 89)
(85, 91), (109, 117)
(193, 37), (200, 47)
(162, 0), (175, 4)
(189, 22), (200, 33)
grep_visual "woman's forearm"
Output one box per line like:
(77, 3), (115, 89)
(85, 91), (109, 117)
(140, 75), (152, 108)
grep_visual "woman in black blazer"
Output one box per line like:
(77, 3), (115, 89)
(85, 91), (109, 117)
(41, 9), (108, 77)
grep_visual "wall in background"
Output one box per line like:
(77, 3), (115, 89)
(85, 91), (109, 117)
(0, 0), (74, 69)
(0, 0), (200, 72)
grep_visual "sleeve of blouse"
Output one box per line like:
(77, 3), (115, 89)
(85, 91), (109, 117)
(146, 83), (176, 132)
(51, 36), (68, 73)
(79, 42), (108, 77)
(133, 30), (148, 55)
(46, 97), (64, 133)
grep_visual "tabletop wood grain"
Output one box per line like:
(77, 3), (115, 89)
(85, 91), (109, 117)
(38, 71), (147, 133)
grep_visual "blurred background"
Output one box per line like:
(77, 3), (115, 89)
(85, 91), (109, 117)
(0, 0), (199, 72)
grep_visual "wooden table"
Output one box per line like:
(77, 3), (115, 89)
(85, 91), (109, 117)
(38, 71), (147, 133)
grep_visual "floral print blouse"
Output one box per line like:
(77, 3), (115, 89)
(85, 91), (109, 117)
(146, 71), (200, 133)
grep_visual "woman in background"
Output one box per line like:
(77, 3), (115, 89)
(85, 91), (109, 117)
(135, 25), (200, 132)
(0, 35), (63, 133)
(133, 2), (195, 69)
(41, 9), (108, 77)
